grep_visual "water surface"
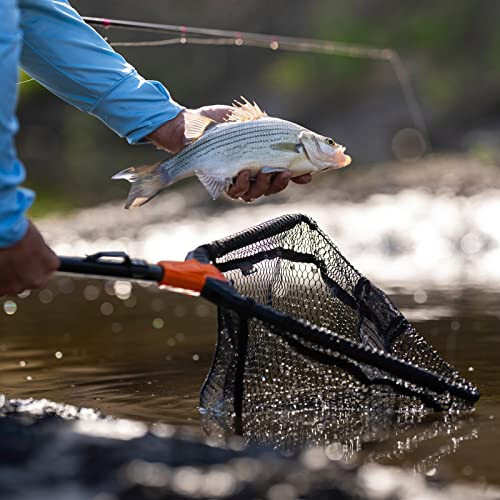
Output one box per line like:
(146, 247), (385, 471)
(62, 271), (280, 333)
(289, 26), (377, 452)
(3, 163), (500, 489)
(1, 277), (499, 487)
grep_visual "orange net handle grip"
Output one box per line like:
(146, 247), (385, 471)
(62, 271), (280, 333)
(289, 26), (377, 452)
(157, 259), (226, 293)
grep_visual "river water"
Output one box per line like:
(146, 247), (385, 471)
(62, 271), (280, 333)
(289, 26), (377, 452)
(1, 159), (500, 489)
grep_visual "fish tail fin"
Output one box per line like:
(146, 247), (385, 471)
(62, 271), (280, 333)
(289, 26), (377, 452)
(112, 161), (169, 209)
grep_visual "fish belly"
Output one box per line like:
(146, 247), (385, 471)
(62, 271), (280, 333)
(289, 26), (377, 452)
(197, 142), (310, 178)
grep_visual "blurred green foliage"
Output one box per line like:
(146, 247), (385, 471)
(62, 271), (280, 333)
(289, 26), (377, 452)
(17, 70), (40, 99)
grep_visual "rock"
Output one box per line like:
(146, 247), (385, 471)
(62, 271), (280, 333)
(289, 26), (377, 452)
(0, 396), (496, 500)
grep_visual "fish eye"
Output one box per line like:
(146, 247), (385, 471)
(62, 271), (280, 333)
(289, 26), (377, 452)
(326, 138), (336, 146)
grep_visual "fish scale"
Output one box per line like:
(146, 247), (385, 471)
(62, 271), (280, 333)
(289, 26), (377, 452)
(113, 99), (351, 208)
(162, 118), (303, 178)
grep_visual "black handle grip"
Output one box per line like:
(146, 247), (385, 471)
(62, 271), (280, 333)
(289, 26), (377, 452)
(58, 252), (164, 282)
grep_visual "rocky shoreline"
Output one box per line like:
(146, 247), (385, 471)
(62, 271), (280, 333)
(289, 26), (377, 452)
(0, 397), (497, 500)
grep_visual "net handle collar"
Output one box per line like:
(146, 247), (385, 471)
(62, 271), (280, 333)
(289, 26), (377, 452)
(157, 259), (226, 292)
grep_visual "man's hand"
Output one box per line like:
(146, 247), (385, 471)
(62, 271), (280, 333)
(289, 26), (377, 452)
(226, 170), (312, 203)
(147, 106), (312, 202)
(0, 221), (59, 296)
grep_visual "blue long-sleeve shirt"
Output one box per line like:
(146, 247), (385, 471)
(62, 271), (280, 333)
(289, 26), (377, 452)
(0, 0), (184, 247)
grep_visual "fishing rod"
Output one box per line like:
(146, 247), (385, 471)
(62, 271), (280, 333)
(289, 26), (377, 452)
(82, 16), (428, 141)
(83, 16), (393, 59)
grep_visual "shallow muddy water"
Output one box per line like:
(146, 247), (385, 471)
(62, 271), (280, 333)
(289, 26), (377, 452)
(1, 276), (499, 487)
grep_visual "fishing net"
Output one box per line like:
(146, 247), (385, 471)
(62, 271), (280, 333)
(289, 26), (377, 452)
(190, 214), (479, 450)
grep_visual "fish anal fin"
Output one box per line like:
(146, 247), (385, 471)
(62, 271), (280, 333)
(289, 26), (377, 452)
(226, 96), (268, 123)
(195, 171), (229, 200)
(184, 112), (216, 142)
(129, 196), (150, 209)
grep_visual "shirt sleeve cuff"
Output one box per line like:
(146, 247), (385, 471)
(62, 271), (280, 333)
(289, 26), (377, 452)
(90, 71), (185, 144)
(0, 187), (34, 248)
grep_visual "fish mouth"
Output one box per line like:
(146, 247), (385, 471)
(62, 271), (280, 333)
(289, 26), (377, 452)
(299, 132), (352, 169)
(331, 145), (352, 169)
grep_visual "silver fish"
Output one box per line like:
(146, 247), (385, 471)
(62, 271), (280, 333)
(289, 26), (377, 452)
(113, 98), (352, 208)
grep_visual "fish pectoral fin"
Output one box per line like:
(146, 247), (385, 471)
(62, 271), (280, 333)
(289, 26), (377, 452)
(270, 142), (301, 153)
(184, 112), (216, 142)
(195, 171), (229, 200)
(260, 166), (290, 174)
(226, 96), (268, 122)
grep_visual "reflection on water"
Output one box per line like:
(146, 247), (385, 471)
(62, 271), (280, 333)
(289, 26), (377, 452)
(0, 278), (216, 427)
(1, 275), (499, 487)
(39, 187), (500, 288)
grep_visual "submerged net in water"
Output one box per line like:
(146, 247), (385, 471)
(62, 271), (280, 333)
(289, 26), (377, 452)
(191, 214), (479, 450)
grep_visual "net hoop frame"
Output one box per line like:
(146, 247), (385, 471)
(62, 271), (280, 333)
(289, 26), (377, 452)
(189, 214), (479, 423)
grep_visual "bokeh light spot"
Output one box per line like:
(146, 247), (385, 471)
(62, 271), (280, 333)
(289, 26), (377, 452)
(3, 300), (17, 315)
(100, 302), (114, 316)
(153, 318), (164, 329)
(83, 285), (100, 301)
(392, 128), (426, 161)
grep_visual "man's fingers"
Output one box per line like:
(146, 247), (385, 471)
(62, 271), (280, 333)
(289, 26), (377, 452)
(227, 170), (310, 202)
(0, 221), (59, 296)
(240, 172), (272, 202)
(0, 285), (23, 297)
(44, 252), (60, 272)
(264, 171), (292, 196)
(0, 271), (22, 296)
(28, 273), (50, 290)
(227, 170), (250, 199)
(291, 173), (312, 184)
(197, 105), (234, 123)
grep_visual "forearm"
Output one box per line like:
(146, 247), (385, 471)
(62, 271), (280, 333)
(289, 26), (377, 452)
(19, 0), (184, 143)
(0, 1), (34, 247)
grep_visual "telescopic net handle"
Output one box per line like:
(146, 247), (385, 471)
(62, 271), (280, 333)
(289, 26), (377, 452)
(58, 252), (225, 293)
(58, 252), (164, 282)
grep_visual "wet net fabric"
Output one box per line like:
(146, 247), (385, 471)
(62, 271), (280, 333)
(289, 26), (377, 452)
(196, 214), (479, 450)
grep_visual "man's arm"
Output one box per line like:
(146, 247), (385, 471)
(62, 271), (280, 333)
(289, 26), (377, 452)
(19, 0), (184, 143)
(1, 1), (33, 247)
(0, 1), (58, 295)
(19, 0), (311, 200)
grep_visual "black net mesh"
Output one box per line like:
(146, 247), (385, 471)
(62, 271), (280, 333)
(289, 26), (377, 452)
(195, 214), (479, 450)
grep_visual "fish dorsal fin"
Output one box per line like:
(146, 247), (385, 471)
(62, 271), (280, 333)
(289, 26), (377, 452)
(226, 96), (268, 123)
(184, 112), (216, 142)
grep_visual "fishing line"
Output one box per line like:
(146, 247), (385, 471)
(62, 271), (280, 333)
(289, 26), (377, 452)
(17, 78), (35, 85)
(83, 16), (428, 142)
